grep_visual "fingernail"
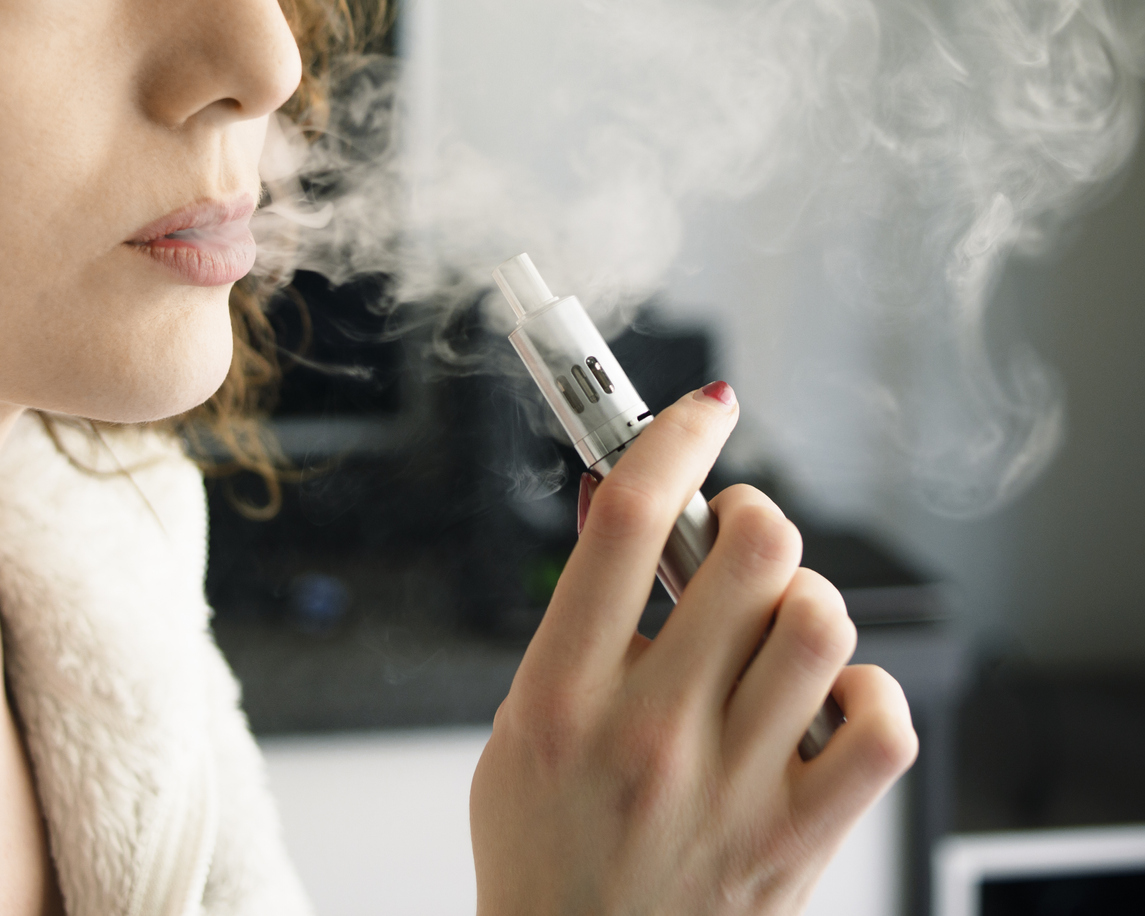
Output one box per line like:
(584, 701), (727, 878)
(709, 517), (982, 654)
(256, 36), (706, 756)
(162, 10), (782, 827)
(695, 380), (736, 407)
(577, 472), (598, 535)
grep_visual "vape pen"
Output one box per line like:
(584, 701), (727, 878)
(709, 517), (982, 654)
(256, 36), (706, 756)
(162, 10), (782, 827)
(493, 253), (845, 761)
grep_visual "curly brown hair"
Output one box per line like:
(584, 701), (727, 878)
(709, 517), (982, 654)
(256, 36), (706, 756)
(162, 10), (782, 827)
(169, 0), (392, 518)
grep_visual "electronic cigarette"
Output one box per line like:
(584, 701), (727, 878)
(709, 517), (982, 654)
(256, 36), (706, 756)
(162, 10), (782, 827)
(493, 253), (844, 761)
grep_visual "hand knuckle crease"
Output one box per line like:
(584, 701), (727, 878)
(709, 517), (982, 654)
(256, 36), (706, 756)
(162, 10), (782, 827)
(864, 710), (918, 770)
(789, 598), (851, 667)
(593, 481), (658, 539)
(730, 508), (799, 569)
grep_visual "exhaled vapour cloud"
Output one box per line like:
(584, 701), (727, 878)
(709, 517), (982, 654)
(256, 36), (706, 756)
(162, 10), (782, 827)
(253, 0), (1145, 516)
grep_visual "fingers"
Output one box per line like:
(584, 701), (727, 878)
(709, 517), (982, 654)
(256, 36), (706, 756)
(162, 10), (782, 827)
(792, 665), (918, 831)
(634, 484), (802, 709)
(723, 569), (857, 773)
(524, 383), (739, 688)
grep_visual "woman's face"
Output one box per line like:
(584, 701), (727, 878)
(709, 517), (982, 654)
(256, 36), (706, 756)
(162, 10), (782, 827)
(0, 0), (301, 423)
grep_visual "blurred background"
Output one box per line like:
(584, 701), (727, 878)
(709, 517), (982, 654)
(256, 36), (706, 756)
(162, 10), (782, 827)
(210, 1), (1145, 912)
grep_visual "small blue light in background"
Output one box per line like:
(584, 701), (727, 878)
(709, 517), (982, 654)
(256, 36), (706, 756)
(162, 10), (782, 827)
(288, 573), (351, 634)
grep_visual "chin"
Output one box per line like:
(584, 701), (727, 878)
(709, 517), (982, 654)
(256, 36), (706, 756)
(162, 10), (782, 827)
(2, 277), (241, 425)
(78, 356), (234, 425)
(118, 339), (236, 424)
(76, 287), (238, 425)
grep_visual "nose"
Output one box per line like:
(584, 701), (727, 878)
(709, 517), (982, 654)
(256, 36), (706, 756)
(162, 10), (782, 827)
(139, 0), (303, 129)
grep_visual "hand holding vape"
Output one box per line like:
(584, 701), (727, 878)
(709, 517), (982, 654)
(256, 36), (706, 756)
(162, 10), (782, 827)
(493, 253), (845, 760)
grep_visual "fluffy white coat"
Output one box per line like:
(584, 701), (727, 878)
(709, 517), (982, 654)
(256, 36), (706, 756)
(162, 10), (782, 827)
(0, 415), (313, 916)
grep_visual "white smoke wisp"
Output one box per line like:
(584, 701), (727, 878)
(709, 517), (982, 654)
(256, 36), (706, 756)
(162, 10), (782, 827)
(251, 0), (1145, 517)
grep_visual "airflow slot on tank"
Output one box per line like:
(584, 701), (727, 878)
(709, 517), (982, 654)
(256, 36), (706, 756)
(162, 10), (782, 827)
(555, 376), (584, 413)
(570, 365), (600, 403)
(585, 356), (615, 393)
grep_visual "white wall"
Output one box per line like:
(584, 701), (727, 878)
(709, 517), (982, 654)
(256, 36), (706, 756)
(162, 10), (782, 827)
(263, 729), (484, 916)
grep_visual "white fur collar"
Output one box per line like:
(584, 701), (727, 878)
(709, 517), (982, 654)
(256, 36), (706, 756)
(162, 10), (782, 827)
(0, 415), (311, 916)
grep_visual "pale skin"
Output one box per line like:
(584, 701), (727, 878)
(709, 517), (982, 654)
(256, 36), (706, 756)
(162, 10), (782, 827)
(0, 2), (916, 915)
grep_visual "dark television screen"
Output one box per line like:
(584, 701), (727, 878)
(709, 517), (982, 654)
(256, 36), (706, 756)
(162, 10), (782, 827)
(981, 869), (1145, 916)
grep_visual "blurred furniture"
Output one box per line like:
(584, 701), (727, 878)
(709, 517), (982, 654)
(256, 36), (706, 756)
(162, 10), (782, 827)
(933, 825), (1145, 916)
(956, 668), (1145, 833)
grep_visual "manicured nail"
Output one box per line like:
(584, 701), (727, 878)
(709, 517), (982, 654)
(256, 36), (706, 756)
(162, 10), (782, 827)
(696, 380), (736, 407)
(577, 472), (598, 535)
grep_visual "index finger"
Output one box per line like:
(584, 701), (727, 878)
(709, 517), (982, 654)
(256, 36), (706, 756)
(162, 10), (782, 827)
(525, 382), (740, 686)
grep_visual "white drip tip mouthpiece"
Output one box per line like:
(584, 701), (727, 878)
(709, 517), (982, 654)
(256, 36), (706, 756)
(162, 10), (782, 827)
(493, 253), (558, 319)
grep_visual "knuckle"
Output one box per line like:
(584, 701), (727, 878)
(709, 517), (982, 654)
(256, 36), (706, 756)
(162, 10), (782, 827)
(782, 582), (856, 670)
(627, 722), (684, 778)
(865, 710), (920, 775)
(589, 478), (661, 543)
(614, 712), (691, 811)
(724, 500), (803, 575)
(504, 683), (585, 771)
(855, 671), (918, 773)
(491, 697), (508, 729)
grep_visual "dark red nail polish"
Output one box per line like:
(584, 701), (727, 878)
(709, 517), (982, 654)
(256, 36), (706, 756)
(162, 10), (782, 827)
(577, 472), (597, 535)
(697, 380), (736, 406)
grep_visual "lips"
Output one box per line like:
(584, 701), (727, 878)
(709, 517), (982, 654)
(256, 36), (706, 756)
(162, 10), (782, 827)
(127, 195), (258, 287)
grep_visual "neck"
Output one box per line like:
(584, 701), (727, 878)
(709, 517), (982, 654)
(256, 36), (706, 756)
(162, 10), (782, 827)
(0, 403), (25, 451)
